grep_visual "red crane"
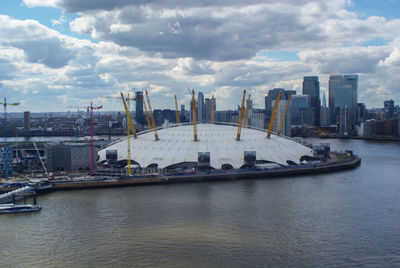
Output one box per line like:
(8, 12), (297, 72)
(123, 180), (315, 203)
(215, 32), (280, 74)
(67, 102), (102, 174)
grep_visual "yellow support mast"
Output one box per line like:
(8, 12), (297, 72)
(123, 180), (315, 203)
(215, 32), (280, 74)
(236, 89), (246, 141)
(120, 92), (137, 138)
(142, 94), (152, 130)
(145, 90), (159, 140)
(244, 94), (251, 127)
(266, 90), (282, 138)
(277, 92), (293, 136)
(127, 93), (131, 175)
(211, 94), (215, 124)
(174, 95), (180, 125)
(192, 89), (198, 141)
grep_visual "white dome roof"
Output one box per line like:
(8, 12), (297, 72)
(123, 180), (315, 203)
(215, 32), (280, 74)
(98, 123), (313, 169)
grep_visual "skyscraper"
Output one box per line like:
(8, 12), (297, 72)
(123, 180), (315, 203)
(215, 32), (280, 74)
(357, 103), (366, 124)
(302, 76), (320, 126)
(343, 75), (358, 107)
(290, 95), (312, 126)
(135, 91), (145, 125)
(197, 92), (205, 122)
(24, 111), (30, 133)
(320, 93), (329, 126)
(204, 97), (216, 122)
(384, 99), (394, 118)
(265, 88), (286, 118)
(274, 100), (291, 135)
(328, 74), (342, 108)
(205, 98), (212, 122)
(339, 106), (349, 135)
(329, 74), (358, 131)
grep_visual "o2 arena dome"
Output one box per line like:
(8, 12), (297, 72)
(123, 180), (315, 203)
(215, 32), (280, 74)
(98, 123), (313, 170)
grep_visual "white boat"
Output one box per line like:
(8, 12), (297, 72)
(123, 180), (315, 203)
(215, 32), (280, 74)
(0, 204), (41, 214)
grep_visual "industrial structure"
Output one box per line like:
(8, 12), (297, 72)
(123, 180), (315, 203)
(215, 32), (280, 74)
(45, 142), (95, 171)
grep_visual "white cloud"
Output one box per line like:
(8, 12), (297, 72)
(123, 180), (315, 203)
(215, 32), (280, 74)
(109, 23), (132, 33)
(23, 0), (60, 8)
(0, 2), (399, 112)
(298, 46), (391, 74)
(62, 1), (400, 62)
(379, 38), (400, 67)
(0, 15), (75, 68)
(51, 15), (67, 26)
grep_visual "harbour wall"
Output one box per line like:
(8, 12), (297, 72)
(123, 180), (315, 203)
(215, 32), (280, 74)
(51, 156), (361, 191)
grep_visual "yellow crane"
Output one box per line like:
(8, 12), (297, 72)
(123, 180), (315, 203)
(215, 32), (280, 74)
(266, 90), (282, 138)
(244, 94), (251, 127)
(174, 95), (180, 125)
(277, 92), (293, 136)
(142, 94), (152, 130)
(145, 90), (159, 140)
(126, 93), (136, 175)
(120, 92), (137, 139)
(236, 89), (246, 141)
(192, 89), (198, 141)
(211, 94), (215, 124)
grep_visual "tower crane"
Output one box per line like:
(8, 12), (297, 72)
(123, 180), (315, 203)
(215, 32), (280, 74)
(67, 102), (102, 174)
(0, 98), (20, 180)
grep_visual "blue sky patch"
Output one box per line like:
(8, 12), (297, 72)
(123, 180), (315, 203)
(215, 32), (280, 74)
(350, 0), (400, 19)
(257, 50), (300, 62)
(0, 0), (86, 39)
(361, 38), (389, 47)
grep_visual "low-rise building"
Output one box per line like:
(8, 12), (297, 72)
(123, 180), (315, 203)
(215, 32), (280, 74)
(45, 142), (96, 171)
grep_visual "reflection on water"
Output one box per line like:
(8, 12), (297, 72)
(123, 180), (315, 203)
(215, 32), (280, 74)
(1, 139), (400, 267)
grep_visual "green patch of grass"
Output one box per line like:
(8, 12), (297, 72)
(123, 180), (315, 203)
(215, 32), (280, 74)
(336, 154), (350, 162)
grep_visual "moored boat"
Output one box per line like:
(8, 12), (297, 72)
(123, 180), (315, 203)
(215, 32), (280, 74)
(0, 203), (41, 214)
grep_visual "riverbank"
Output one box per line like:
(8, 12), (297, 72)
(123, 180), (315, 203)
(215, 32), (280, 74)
(0, 153), (361, 197)
(49, 154), (360, 191)
(299, 135), (400, 142)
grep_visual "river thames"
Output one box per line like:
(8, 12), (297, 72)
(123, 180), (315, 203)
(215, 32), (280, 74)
(1, 138), (400, 267)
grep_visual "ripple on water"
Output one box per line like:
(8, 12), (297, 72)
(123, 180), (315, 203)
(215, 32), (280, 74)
(1, 140), (400, 267)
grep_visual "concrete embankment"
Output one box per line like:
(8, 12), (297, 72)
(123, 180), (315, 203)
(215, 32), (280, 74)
(51, 155), (361, 191)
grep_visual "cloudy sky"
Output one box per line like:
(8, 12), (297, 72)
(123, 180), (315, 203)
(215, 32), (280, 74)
(0, 0), (399, 112)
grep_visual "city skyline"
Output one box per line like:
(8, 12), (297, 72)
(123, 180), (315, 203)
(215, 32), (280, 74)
(0, 1), (400, 112)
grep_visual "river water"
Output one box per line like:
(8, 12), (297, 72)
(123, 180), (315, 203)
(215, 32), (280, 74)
(1, 138), (400, 267)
